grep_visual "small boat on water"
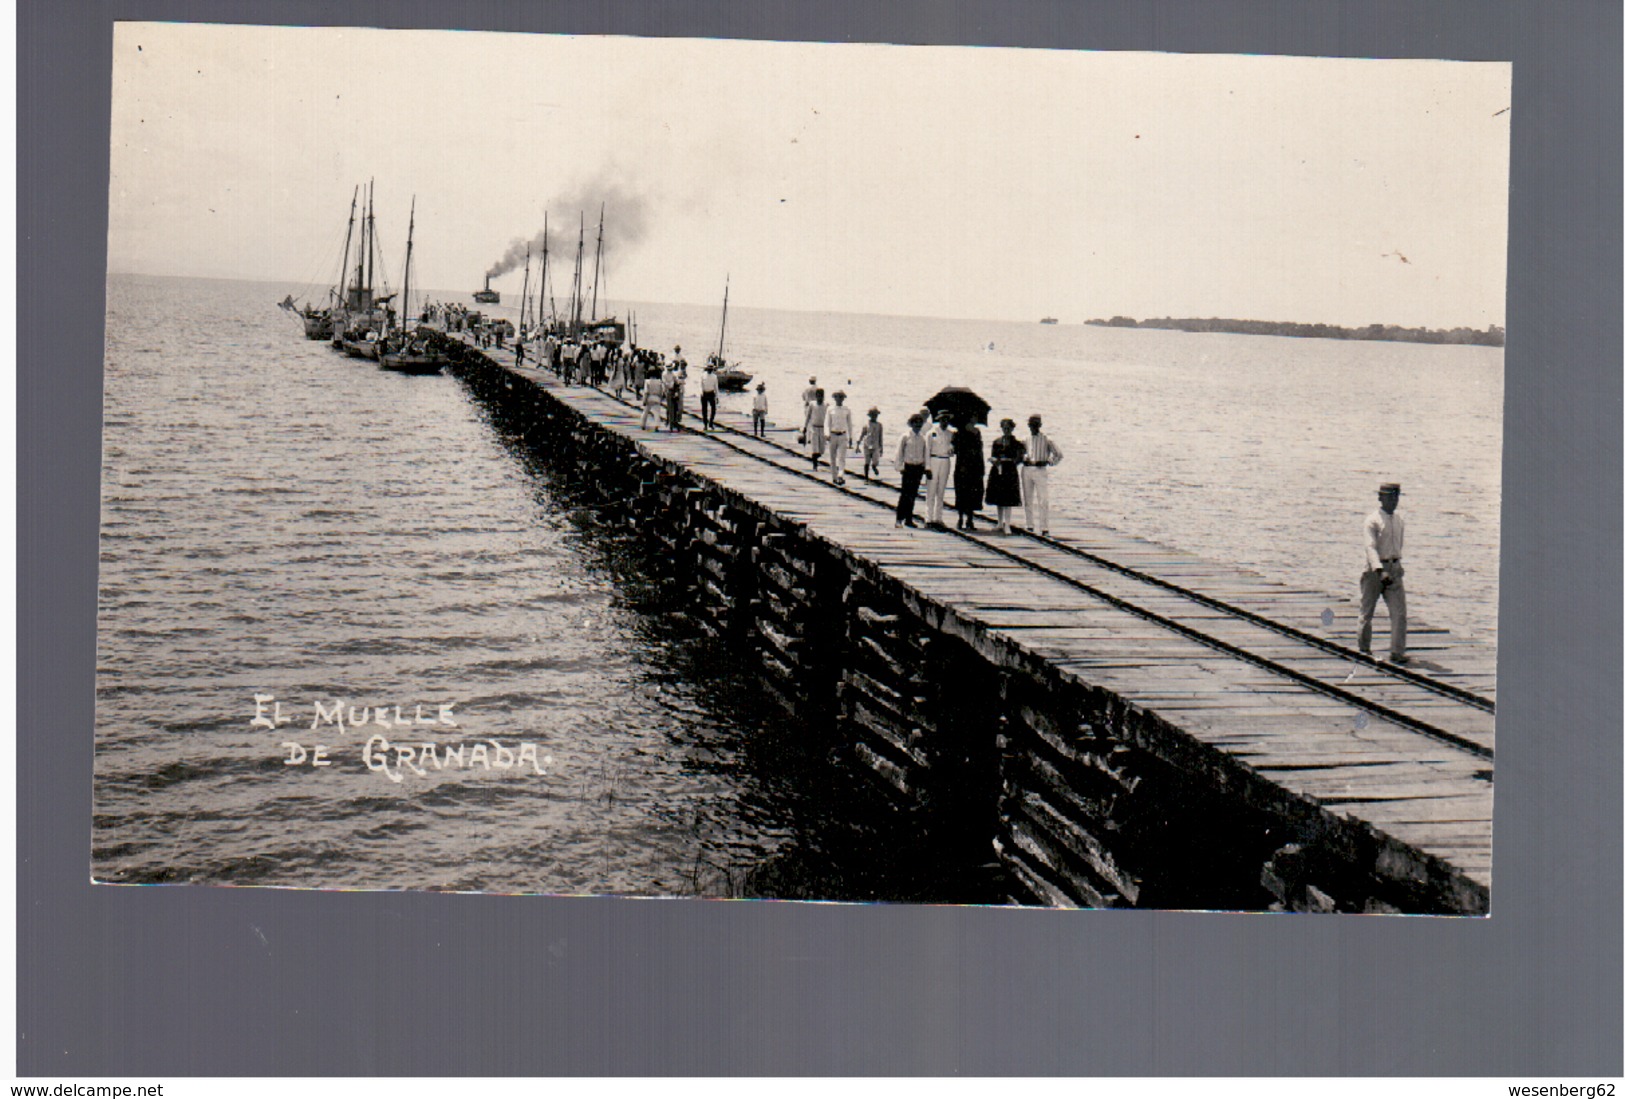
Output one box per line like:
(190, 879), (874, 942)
(473, 274), (500, 304)
(378, 330), (447, 374)
(340, 335), (380, 360)
(710, 276), (753, 392)
(279, 293), (337, 340)
(1040, 317), (1059, 325)
(378, 198), (449, 375)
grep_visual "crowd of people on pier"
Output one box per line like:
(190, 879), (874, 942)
(437, 307), (1072, 537)
(495, 319), (1070, 538)
(449, 317), (1409, 664)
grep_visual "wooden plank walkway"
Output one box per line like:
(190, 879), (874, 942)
(461, 338), (1496, 891)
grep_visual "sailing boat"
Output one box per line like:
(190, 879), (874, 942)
(378, 198), (448, 375)
(582, 204), (626, 344)
(335, 181), (396, 359)
(708, 276), (752, 391)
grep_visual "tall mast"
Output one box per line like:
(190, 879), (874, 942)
(570, 212), (585, 335)
(717, 275), (730, 361)
(590, 202), (604, 323)
(339, 185), (358, 309)
(402, 196), (415, 334)
(538, 212), (552, 330)
(519, 246), (532, 332)
(365, 180), (375, 299)
(352, 186), (366, 307)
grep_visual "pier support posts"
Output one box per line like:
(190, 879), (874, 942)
(444, 344), (1488, 913)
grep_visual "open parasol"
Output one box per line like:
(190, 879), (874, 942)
(922, 386), (991, 426)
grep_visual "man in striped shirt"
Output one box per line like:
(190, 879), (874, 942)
(1021, 415), (1063, 535)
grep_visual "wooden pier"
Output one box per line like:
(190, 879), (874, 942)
(440, 332), (1495, 914)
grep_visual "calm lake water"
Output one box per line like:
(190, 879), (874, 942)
(93, 274), (1501, 896)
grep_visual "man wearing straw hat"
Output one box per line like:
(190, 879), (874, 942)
(1357, 482), (1408, 664)
(826, 390), (853, 485)
(893, 413), (929, 528)
(857, 407), (884, 478)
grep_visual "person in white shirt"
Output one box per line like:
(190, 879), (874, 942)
(1021, 415), (1064, 535)
(641, 370), (666, 431)
(856, 408), (884, 478)
(925, 411), (955, 527)
(699, 364), (720, 430)
(1357, 482), (1408, 663)
(893, 413), (930, 527)
(751, 383), (769, 438)
(665, 349), (686, 431)
(801, 388), (827, 471)
(825, 391), (854, 485)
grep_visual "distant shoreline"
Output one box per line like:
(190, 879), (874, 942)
(1085, 315), (1505, 347)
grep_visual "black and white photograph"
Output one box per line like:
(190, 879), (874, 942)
(95, 24), (1509, 913)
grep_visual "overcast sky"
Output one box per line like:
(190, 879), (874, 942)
(107, 24), (1510, 328)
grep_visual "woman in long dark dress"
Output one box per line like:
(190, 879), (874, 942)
(985, 417), (1026, 534)
(952, 416), (985, 531)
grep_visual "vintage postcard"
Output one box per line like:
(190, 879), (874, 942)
(96, 24), (1508, 911)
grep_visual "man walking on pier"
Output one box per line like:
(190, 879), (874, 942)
(699, 362), (720, 431)
(1357, 482), (1408, 664)
(590, 339), (609, 385)
(1021, 415), (1064, 535)
(752, 383), (769, 438)
(665, 349), (687, 431)
(641, 369), (667, 431)
(561, 339), (579, 384)
(894, 413), (929, 528)
(857, 408), (884, 478)
(826, 390), (853, 485)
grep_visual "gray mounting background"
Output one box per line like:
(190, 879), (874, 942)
(18, 0), (1621, 1075)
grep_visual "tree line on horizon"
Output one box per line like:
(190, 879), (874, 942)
(1085, 315), (1505, 347)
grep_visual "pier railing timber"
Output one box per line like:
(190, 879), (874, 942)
(438, 331), (1494, 914)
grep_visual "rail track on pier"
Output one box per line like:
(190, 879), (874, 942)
(445, 336), (1496, 767)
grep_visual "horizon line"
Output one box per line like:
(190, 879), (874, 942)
(104, 269), (1509, 333)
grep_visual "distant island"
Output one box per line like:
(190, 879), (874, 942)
(1085, 316), (1505, 347)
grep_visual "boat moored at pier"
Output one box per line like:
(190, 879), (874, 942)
(330, 181), (395, 354)
(710, 276), (752, 391)
(378, 199), (448, 375)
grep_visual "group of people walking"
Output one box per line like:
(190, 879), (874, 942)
(890, 410), (1062, 535)
(797, 379), (888, 488)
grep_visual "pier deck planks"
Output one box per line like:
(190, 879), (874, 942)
(468, 342), (1497, 893)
